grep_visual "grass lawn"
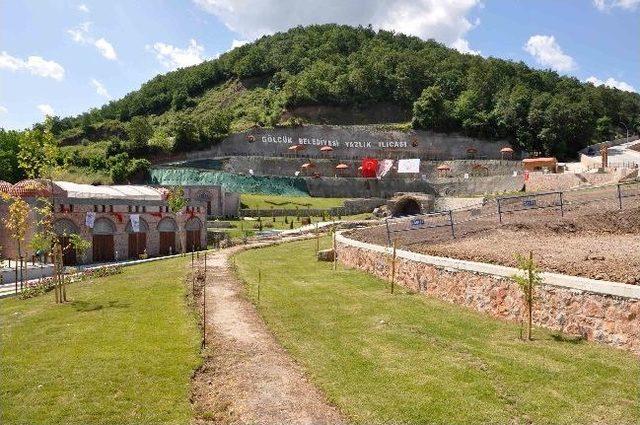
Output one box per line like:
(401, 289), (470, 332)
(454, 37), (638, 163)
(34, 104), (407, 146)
(234, 238), (640, 424)
(240, 193), (348, 210)
(210, 213), (373, 240)
(0, 257), (201, 425)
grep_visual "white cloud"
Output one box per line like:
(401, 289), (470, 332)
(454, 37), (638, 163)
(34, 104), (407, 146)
(193, 0), (481, 54)
(77, 3), (90, 13)
(94, 38), (117, 60)
(594, 0), (640, 11)
(231, 39), (249, 49)
(148, 39), (206, 69)
(585, 76), (636, 92)
(523, 35), (576, 72)
(451, 38), (480, 55)
(90, 78), (111, 98)
(0, 106), (7, 114)
(0, 51), (65, 80)
(37, 104), (55, 117)
(67, 22), (117, 60)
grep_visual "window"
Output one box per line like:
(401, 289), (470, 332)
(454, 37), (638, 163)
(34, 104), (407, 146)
(59, 204), (64, 212)
(109, 205), (113, 212)
(142, 206), (146, 213)
(101, 205), (106, 212)
(94, 205), (98, 212)
(128, 205), (132, 213)
(159, 206), (163, 213)
(69, 204), (74, 212)
(135, 205), (139, 213)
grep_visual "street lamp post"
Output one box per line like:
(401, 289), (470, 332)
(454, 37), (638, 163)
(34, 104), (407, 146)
(619, 121), (629, 142)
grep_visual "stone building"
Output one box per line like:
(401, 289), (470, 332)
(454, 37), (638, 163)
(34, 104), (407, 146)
(0, 180), (238, 265)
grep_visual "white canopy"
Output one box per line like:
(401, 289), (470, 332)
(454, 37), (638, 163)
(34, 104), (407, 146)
(54, 181), (165, 201)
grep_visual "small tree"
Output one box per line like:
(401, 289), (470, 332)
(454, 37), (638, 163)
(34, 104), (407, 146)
(17, 127), (59, 179)
(30, 196), (56, 261)
(167, 186), (187, 253)
(69, 233), (91, 263)
(512, 251), (543, 341)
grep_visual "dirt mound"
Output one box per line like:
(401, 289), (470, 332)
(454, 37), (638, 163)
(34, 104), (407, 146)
(501, 206), (640, 235)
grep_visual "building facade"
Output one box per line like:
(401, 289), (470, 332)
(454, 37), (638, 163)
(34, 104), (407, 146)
(0, 180), (238, 265)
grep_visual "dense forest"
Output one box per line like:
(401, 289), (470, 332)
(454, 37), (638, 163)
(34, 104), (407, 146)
(1, 24), (639, 184)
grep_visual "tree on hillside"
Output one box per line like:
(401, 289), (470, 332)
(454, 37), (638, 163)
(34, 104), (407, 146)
(127, 116), (153, 154)
(411, 86), (453, 132)
(0, 129), (24, 183)
(512, 252), (543, 341)
(171, 117), (199, 151)
(17, 128), (59, 179)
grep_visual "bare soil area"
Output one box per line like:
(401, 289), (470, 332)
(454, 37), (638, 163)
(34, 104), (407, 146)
(351, 203), (640, 284)
(191, 242), (344, 425)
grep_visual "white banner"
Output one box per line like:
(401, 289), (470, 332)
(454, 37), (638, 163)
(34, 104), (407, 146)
(130, 214), (140, 233)
(397, 158), (420, 173)
(376, 159), (394, 179)
(85, 211), (96, 228)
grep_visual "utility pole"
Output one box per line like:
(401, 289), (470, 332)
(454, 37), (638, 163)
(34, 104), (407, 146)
(619, 121), (629, 142)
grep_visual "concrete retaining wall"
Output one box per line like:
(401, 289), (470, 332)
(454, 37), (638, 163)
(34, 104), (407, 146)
(186, 125), (514, 161)
(335, 232), (640, 354)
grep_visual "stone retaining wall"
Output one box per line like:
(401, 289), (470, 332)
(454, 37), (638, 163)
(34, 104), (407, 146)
(335, 233), (640, 354)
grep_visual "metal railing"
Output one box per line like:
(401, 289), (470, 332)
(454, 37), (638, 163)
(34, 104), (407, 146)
(383, 179), (640, 246)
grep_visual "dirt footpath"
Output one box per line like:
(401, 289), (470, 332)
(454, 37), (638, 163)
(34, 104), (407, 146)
(191, 243), (344, 425)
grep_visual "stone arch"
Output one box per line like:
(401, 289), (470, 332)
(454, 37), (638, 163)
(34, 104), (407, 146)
(185, 216), (203, 231)
(53, 218), (79, 236)
(125, 217), (150, 233)
(392, 196), (422, 217)
(195, 190), (213, 215)
(93, 217), (116, 235)
(157, 217), (178, 232)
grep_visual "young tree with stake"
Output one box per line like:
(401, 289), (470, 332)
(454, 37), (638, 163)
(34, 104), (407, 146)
(512, 251), (543, 341)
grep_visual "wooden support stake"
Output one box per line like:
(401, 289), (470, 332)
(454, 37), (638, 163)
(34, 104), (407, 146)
(315, 223), (320, 254)
(391, 239), (397, 294)
(617, 184), (623, 210)
(332, 230), (337, 271)
(257, 269), (261, 306)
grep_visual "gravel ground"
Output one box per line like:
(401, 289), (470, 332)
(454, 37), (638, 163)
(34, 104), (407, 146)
(350, 191), (640, 284)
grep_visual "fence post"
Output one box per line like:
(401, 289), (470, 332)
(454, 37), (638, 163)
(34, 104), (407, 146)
(559, 191), (564, 217)
(390, 240), (397, 294)
(332, 230), (337, 271)
(315, 223), (320, 253)
(497, 198), (503, 223)
(202, 275), (206, 349)
(385, 218), (392, 247)
(448, 210), (455, 239)
(617, 183), (623, 210)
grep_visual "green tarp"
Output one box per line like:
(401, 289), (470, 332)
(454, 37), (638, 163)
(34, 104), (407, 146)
(150, 167), (309, 196)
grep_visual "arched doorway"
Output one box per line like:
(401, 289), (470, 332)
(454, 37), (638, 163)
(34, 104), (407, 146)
(126, 218), (149, 259)
(92, 217), (116, 262)
(157, 217), (178, 256)
(195, 190), (213, 216)
(53, 219), (79, 266)
(185, 217), (203, 251)
(392, 196), (422, 217)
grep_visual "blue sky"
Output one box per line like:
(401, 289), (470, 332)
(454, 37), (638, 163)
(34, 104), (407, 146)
(1, 0), (638, 130)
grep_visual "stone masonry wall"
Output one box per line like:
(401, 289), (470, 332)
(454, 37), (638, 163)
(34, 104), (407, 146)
(336, 241), (640, 354)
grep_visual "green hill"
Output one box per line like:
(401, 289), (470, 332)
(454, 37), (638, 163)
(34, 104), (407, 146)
(2, 24), (639, 184)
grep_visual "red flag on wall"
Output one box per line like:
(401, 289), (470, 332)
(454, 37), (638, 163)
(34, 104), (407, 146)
(361, 157), (378, 178)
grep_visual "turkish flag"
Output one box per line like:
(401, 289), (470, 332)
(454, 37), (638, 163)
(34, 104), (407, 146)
(361, 157), (379, 178)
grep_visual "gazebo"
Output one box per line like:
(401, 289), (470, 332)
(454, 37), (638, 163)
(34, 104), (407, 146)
(436, 164), (451, 177)
(335, 163), (349, 176)
(288, 144), (305, 157)
(500, 147), (514, 160)
(466, 146), (478, 159)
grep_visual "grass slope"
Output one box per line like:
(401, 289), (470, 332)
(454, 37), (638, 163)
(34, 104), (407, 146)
(0, 257), (201, 425)
(240, 193), (347, 210)
(234, 239), (640, 424)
